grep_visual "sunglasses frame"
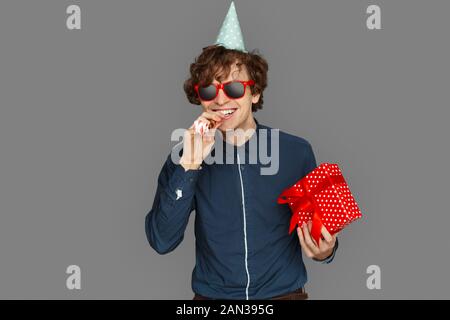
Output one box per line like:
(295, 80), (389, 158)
(194, 80), (255, 101)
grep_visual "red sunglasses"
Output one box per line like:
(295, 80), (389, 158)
(194, 80), (255, 101)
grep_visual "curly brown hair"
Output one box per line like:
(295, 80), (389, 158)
(183, 44), (268, 112)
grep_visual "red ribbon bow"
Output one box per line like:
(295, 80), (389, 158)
(278, 172), (346, 246)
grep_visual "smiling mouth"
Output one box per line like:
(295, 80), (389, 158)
(212, 108), (238, 116)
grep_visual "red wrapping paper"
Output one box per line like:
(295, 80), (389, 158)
(277, 163), (362, 246)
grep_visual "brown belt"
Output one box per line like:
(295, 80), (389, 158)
(193, 287), (308, 300)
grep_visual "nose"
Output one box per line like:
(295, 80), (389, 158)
(214, 85), (229, 105)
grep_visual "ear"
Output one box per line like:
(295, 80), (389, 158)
(251, 93), (261, 104)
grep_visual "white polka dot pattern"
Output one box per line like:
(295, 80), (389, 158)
(280, 163), (362, 236)
(214, 2), (247, 53)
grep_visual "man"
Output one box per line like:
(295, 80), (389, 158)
(145, 2), (338, 300)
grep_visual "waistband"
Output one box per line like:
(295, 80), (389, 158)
(192, 287), (308, 300)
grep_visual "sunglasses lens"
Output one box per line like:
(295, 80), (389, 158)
(198, 85), (217, 101)
(224, 82), (245, 99)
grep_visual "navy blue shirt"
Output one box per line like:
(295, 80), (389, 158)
(145, 120), (338, 299)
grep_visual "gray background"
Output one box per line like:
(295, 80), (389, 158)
(0, 0), (448, 299)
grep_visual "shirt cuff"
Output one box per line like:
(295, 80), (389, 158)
(167, 161), (203, 200)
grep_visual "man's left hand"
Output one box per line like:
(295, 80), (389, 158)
(297, 221), (338, 261)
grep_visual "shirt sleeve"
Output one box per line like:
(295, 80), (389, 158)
(145, 153), (201, 254)
(303, 142), (317, 176)
(304, 142), (339, 264)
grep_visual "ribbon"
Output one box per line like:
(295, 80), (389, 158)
(278, 170), (346, 246)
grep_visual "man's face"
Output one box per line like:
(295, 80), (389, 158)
(200, 61), (260, 132)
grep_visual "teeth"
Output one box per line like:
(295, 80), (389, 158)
(220, 109), (235, 115)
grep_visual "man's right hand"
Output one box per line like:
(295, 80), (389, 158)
(179, 112), (224, 171)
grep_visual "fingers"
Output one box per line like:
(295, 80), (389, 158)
(320, 226), (337, 251)
(301, 222), (320, 255)
(200, 111), (223, 122)
(203, 128), (216, 143)
(297, 227), (315, 258)
(183, 111), (225, 165)
(197, 116), (221, 133)
(306, 221), (321, 247)
(321, 225), (333, 243)
(304, 222), (320, 252)
(191, 112), (223, 136)
(298, 221), (338, 260)
(211, 119), (222, 130)
(192, 132), (204, 164)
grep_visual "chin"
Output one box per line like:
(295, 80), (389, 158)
(220, 120), (240, 131)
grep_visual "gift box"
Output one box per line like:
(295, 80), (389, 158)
(277, 163), (362, 246)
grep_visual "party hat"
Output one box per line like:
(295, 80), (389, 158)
(214, 2), (247, 53)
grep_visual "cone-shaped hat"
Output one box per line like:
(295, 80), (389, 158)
(214, 2), (247, 53)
